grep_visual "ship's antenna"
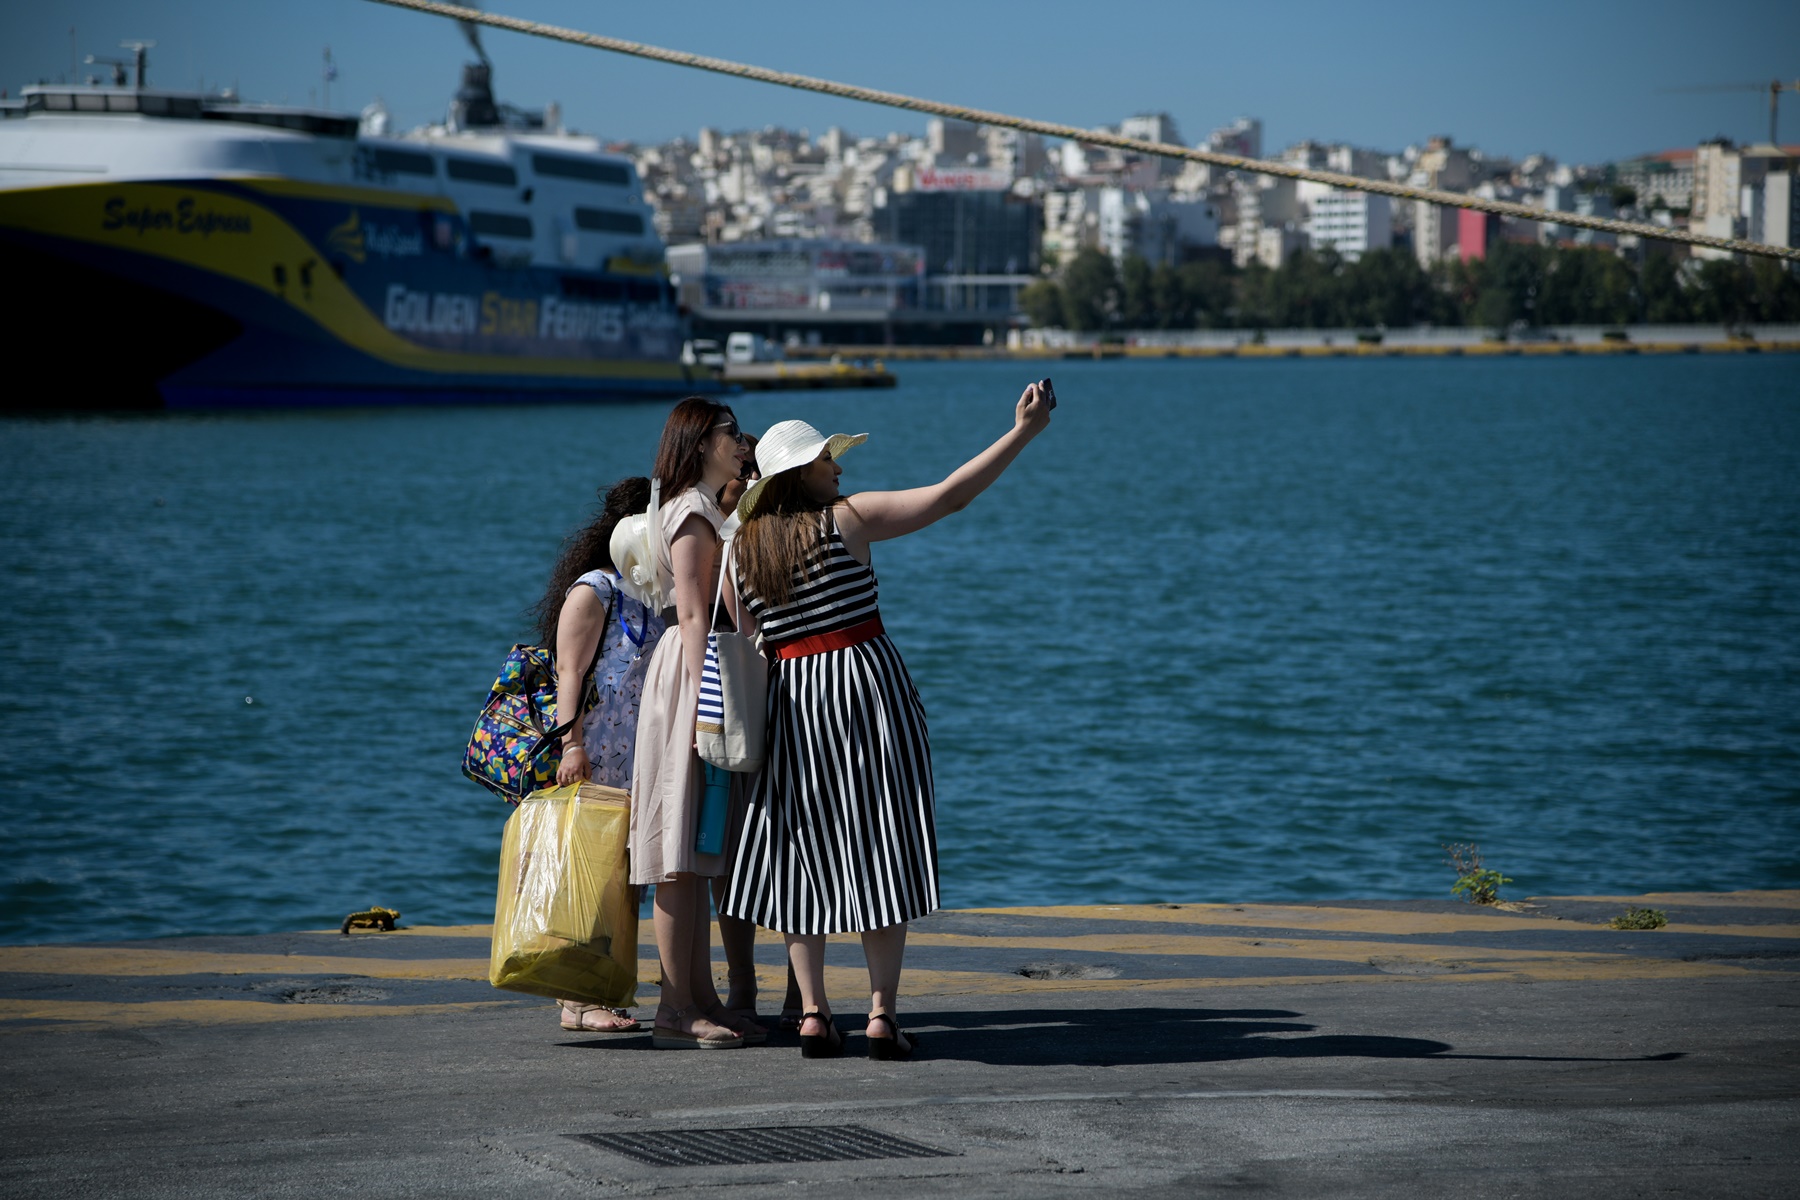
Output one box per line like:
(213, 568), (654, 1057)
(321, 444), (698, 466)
(123, 41), (153, 89)
(364, 0), (1800, 263)
(457, 0), (492, 68)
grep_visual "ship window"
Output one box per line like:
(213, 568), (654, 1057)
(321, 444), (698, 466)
(137, 94), (203, 118)
(204, 108), (359, 137)
(627, 281), (663, 303)
(574, 207), (645, 235)
(532, 154), (630, 186)
(470, 211), (534, 239)
(368, 147), (436, 177)
(446, 157), (518, 186)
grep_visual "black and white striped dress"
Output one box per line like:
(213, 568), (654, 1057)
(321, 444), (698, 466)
(721, 511), (938, 935)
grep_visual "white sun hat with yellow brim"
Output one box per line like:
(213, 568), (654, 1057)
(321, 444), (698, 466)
(734, 419), (867, 522)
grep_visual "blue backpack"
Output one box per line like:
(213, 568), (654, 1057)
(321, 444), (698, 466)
(462, 599), (610, 805)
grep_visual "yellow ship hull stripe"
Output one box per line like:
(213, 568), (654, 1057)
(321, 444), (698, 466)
(0, 180), (685, 381)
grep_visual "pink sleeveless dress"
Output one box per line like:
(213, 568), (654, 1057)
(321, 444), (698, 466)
(628, 487), (726, 884)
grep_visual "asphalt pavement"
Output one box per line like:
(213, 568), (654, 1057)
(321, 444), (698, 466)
(2, 890), (1795, 1197)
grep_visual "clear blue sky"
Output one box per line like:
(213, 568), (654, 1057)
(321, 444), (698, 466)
(5, 1), (1797, 164)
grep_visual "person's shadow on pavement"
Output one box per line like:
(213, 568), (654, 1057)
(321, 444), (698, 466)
(893, 1007), (1685, 1067)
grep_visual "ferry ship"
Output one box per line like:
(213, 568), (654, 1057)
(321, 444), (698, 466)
(0, 44), (701, 409)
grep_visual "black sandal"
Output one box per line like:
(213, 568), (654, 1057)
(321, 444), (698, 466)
(798, 1011), (844, 1059)
(865, 1011), (916, 1061)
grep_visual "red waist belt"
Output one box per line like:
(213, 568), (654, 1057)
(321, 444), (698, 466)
(771, 615), (886, 660)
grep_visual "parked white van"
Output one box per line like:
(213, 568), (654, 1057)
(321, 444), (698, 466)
(725, 332), (783, 365)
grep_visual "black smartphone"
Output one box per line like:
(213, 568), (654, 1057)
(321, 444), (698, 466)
(1038, 377), (1056, 405)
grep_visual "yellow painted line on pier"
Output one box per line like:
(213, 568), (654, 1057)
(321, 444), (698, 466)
(1661, 923), (1800, 938)
(0, 999), (511, 1033)
(4, 892), (1790, 1031)
(887, 959), (1769, 998)
(963, 893), (1800, 934)
(2, 953), (1767, 1032)
(725, 953), (1769, 1002)
(0, 946), (490, 982)
(904, 931), (1646, 964)
(961, 904), (1552, 935)
(1533, 891), (1800, 908)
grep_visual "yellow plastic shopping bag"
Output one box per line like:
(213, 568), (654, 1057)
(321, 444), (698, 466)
(489, 782), (638, 1008)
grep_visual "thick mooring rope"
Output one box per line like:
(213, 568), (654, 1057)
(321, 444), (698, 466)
(369, 0), (1798, 263)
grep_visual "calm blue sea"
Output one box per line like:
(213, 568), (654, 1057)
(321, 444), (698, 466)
(3, 356), (1798, 944)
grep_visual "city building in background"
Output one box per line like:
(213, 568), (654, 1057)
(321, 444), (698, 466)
(615, 102), (1793, 338)
(1097, 187), (1220, 266)
(1610, 149), (1696, 211)
(668, 237), (934, 344)
(1118, 113), (1185, 179)
(874, 178), (1041, 316)
(1691, 139), (1800, 258)
(1410, 136), (1477, 267)
(1305, 191), (1392, 260)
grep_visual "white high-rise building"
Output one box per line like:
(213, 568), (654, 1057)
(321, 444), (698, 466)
(1691, 139), (1744, 260)
(1096, 187), (1220, 266)
(1410, 137), (1475, 265)
(1208, 117), (1262, 160)
(1305, 190), (1393, 260)
(927, 117), (984, 166)
(1120, 113), (1185, 179)
(1120, 113), (1183, 148)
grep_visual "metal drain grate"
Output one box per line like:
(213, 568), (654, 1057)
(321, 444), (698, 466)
(573, 1124), (955, 1168)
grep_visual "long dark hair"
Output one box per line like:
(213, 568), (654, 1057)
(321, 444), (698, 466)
(533, 476), (652, 646)
(737, 469), (847, 608)
(652, 396), (735, 499)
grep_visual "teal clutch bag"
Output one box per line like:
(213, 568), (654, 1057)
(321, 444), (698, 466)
(696, 763), (731, 855)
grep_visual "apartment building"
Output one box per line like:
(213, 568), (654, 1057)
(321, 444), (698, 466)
(1305, 190), (1393, 260)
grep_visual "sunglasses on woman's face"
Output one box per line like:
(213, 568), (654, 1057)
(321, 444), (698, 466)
(712, 421), (746, 443)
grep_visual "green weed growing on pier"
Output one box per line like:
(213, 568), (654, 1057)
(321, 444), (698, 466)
(1608, 907), (1668, 930)
(1444, 843), (1512, 905)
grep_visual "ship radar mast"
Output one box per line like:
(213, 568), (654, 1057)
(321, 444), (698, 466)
(84, 40), (154, 89)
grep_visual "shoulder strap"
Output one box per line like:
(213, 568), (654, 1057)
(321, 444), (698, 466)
(539, 583), (612, 750)
(709, 533), (741, 634)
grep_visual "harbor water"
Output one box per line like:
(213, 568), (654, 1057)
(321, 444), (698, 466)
(3, 356), (1797, 944)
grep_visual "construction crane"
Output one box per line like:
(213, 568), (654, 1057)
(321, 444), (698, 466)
(1666, 78), (1800, 147)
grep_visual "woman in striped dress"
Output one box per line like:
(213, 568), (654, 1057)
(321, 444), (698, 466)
(723, 381), (1056, 1059)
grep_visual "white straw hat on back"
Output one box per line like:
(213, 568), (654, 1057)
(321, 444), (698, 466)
(735, 419), (867, 521)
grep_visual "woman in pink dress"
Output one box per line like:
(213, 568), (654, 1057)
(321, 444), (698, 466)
(630, 397), (763, 1049)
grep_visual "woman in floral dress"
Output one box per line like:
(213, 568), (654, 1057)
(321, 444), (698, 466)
(537, 476), (667, 1033)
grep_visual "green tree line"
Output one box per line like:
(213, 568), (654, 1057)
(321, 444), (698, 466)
(1020, 244), (1800, 332)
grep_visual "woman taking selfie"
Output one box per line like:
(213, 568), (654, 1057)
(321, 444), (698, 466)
(724, 380), (1056, 1060)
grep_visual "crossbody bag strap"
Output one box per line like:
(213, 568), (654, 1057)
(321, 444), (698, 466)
(536, 581), (613, 754)
(709, 532), (742, 635)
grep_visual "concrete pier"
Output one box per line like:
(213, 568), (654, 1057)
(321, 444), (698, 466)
(2, 890), (1795, 1197)
(722, 360), (897, 390)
